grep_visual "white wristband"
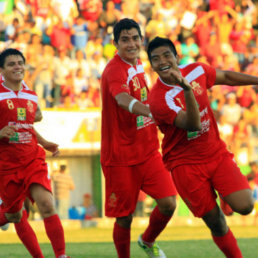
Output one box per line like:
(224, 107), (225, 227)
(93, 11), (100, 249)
(148, 113), (153, 119)
(128, 99), (138, 113)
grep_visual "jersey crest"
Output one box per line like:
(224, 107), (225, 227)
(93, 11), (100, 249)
(191, 81), (203, 95)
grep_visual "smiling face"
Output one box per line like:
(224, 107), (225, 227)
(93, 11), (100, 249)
(114, 28), (143, 66)
(0, 55), (25, 85)
(150, 45), (180, 84)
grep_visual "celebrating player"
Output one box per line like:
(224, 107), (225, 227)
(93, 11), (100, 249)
(101, 19), (177, 258)
(0, 48), (69, 258)
(147, 36), (258, 257)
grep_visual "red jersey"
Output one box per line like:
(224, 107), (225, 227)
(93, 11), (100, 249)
(0, 81), (43, 173)
(149, 62), (229, 170)
(101, 54), (159, 166)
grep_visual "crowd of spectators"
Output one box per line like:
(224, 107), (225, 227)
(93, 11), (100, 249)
(0, 0), (257, 164)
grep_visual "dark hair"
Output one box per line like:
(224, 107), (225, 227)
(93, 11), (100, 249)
(0, 48), (25, 68)
(113, 18), (142, 43)
(147, 37), (177, 63)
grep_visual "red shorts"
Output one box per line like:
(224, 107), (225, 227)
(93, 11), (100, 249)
(102, 151), (176, 217)
(171, 153), (250, 218)
(0, 149), (52, 213)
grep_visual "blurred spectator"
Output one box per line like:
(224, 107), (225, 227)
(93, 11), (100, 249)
(209, 86), (226, 116)
(209, 0), (235, 15)
(71, 15), (89, 55)
(32, 44), (55, 108)
(51, 0), (78, 24)
(5, 17), (20, 42)
(88, 51), (106, 79)
(245, 56), (258, 76)
(120, 1), (146, 29)
(77, 0), (103, 22)
(27, 33), (43, 59)
(98, 0), (120, 40)
(232, 116), (253, 159)
(202, 32), (222, 67)
(60, 74), (76, 106)
(193, 9), (215, 54)
(180, 36), (199, 64)
(103, 36), (116, 61)
(145, 11), (168, 42)
(85, 36), (103, 58)
(52, 47), (73, 106)
(229, 22), (251, 66)
(71, 49), (90, 78)
(83, 193), (98, 218)
(215, 12), (235, 56)
(82, 193), (98, 227)
(242, 97), (258, 136)
(236, 86), (256, 108)
(218, 114), (234, 151)
(86, 82), (101, 107)
(221, 92), (242, 126)
(52, 164), (75, 219)
(49, 18), (72, 52)
(74, 68), (89, 95)
(76, 90), (94, 109)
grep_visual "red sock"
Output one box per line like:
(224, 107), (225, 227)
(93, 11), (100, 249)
(212, 228), (243, 258)
(44, 214), (65, 258)
(14, 210), (44, 258)
(142, 206), (172, 244)
(0, 209), (9, 226)
(113, 222), (130, 258)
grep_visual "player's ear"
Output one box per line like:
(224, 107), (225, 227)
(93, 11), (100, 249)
(176, 55), (180, 65)
(141, 36), (144, 45)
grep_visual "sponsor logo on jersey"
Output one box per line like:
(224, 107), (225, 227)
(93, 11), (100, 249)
(140, 87), (147, 101)
(27, 100), (34, 113)
(8, 122), (33, 129)
(132, 77), (140, 91)
(191, 81), (203, 95)
(136, 115), (154, 129)
(17, 108), (26, 121)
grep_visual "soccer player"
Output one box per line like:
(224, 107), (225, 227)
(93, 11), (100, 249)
(0, 48), (69, 258)
(147, 36), (258, 257)
(101, 19), (177, 258)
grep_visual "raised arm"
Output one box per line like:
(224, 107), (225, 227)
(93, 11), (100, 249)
(171, 71), (202, 131)
(215, 70), (258, 86)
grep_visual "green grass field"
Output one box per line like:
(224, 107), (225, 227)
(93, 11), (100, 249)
(1, 225), (258, 257)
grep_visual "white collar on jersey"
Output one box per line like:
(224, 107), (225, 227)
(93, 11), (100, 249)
(0, 75), (29, 91)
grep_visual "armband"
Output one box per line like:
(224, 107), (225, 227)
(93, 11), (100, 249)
(128, 99), (138, 113)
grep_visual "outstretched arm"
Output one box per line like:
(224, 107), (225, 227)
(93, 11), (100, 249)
(215, 70), (258, 86)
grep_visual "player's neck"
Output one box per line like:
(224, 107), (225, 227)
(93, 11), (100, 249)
(3, 80), (22, 91)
